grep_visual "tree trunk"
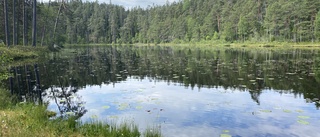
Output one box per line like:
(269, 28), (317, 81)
(13, 0), (17, 46)
(32, 0), (37, 47)
(41, 0), (51, 46)
(4, 0), (10, 47)
(23, 0), (28, 46)
(53, 2), (63, 41)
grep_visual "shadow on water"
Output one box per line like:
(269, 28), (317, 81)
(7, 63), (87, 119)
(6, 45), (320, 115)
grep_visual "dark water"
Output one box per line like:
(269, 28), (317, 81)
(8, 46), (320, 137)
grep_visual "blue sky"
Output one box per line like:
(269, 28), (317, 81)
(41, 0), (178, 8)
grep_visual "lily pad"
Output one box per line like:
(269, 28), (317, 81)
(238, 78), (244, 81)
(283, 109), (292, 113)
(296, 110), (304, 113)
(268, 78), (275, 80)
(249, 80), (256, 82)
(102, 106), (110, 109)
(223, 130), (230, 133)
(260, 109), (272, 113)
(256, 77), (264, 80)
(220, 134), (232, 137)
(297, 120), (310, 125)
(298, 116), (310, 119)
(240, 85), (247, 88)
(135, 106), (143, 110)
(173, 76), (179, 79)
(118, 103), (129, 110)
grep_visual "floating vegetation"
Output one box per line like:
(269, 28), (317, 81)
(240, 85), (247, 88)
(220, 134), (232, 137)
(118, 103), (129, 110)
(298, 116), (310, 119)
(223, 130), (230, 133)
(297, 120), (310, 125)
(238, 78), (244, 81)
(296, 110), (304, 113)
(256, 77), (264, 80)
(249, 80), (256, 82)
(309, 73), (315, 76)
(283, 109), (292, 113)
(173, 76), (180, 79)
(260, 109), (272, 113)
(135, 106), (143, 110)
(268, 78), (275, 80)
(286, 72), (296, 75)
(102, 105), (110, 109)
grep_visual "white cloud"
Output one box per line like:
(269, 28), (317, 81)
(46, 78), (320, 136)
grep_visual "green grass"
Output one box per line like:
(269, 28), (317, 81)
(65, 41), (320, 49)
(0, 89), (162, 137)
(0, 45), (49, 60)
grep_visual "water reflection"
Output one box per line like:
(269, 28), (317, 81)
(39, 46), (320, 108)
(7, 46), (320, 136)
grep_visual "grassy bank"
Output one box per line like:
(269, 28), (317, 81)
(0, 45), (49, 60)
(65, 41), (320, 48)
(0, 90), (161, 137)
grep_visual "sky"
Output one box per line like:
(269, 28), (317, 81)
(40, 0), (178, 9)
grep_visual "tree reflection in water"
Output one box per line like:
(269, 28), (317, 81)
(7, 46), (320, 118)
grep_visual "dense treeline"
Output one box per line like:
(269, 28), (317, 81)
(1, 0), (320, 45)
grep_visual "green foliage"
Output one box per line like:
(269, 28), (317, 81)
(0, 50), (12, 81)
(0, 89), (17, 109)
(212, 31), (219, 40)
(0, 41), (5, 47)
(0, 46), (47, 60)
(315, 11), (320, 42)
(1, 0), (320, 46)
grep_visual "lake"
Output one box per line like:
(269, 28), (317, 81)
(8, 45), (320, 137)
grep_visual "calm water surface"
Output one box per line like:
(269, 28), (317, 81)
(9, 46), (320, 137)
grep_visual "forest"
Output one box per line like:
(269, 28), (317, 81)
(1, 0), (320, 46)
